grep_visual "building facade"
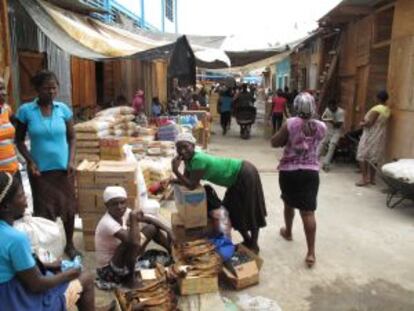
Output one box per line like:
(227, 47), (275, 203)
(275, 58), (290, 90)
(82, 0), (178, 33)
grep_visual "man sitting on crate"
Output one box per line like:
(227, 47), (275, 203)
(94, 186), (173, 289)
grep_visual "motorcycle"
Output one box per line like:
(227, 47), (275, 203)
(234, 106), (257, 139)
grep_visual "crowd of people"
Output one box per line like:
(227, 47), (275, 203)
(0, 67), (393, 309)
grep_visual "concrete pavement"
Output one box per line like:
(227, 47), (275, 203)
(82, 121), (414, 311)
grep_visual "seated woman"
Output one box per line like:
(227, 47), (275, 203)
(95, 186), (173, 289)
(0, 172), (99, 311)
(171, 133), (267, 253)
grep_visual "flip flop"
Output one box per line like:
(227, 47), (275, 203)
(279, 228), (293, 241)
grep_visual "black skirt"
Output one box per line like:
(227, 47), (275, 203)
(279, 170), (320, 211)
(28, 170), (77, 222)
(223, 161), (267, 231)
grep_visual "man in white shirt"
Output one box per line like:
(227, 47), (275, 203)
(95, 186), (173, 288)
(320, 99), (345, 171)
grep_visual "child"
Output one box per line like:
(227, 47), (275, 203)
(95, 186), (173, 288)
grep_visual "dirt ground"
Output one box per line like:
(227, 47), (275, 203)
(79, 121), (414, 311)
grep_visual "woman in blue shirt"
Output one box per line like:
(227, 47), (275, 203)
(151, 97), (164, 117)
(15, 70), (79, 259)
(0, 172), (99, 311)
(218, 88), (233, 135)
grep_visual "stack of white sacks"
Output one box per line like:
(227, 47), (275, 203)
(74, 106), (136, 162)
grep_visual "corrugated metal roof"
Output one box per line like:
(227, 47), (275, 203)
(319, 0), (393, 24)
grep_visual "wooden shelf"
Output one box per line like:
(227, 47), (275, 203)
(372, 40), (391, 49)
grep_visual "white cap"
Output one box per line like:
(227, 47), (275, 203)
(175, 132), (196, 144)
(103, 186), (127, 203)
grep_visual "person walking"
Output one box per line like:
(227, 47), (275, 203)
(271, 92), (326, 268)
(15, 70), (80, 259)
(218, 88), (233, 135)
(356, 90), (391, 186)
(270, 89), (289, 134)
(320, 99), (345, 171)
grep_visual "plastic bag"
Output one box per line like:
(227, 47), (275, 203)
(237, 294), (282, 311)
(14, 214), (66, 262)
(210, 207), (232, 239)
(204, 185), (232, 238)
(123, 145), (148, 206)
(209, 234), (235, 261)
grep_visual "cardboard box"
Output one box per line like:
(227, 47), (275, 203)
(77, 192), (96, 213)
(100, 137), (127, 161)
(94, 162), (138, 196)
(178, 276), (219, 295)
(222, 244), (263, 290)
(174, 185), (207, 229)
(76, 160), (98, 184)
(82, 232), (95, 251)
(171, 212), (212, 243)
(81, 212), (104, 232)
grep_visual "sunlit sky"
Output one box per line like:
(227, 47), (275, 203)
(177, 0), (342, 50)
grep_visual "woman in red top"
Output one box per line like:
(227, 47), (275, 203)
(270, 89), (288, 134)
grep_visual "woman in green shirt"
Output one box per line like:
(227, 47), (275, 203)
(172, 133), (267, 253)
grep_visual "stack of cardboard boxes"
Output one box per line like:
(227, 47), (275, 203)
(76, 160), (139, 251)
(171, 185), (209, 243)
(171, 185), (219, 295)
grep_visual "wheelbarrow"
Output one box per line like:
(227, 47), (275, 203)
(370, 161), (414, 209)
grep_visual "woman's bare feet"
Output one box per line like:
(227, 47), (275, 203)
(305, 253), (316, 268)
(279, 227), (293, 241)
(355, 180), (370, 187)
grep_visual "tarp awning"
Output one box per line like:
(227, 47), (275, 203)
(17, 0), (228, 62)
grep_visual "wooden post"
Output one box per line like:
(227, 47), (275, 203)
(0, 0), (14, 108)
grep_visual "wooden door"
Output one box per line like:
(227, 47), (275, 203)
(18, 51), (46, 103)
(339, 77), (356, 131)
(71, 57), (97, 108)
(353, 65), (370, 126)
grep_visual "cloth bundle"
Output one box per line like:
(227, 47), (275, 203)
(157, 122), (180, 141)
(382, 159), (414, 184)
(171, 239), (222, 278)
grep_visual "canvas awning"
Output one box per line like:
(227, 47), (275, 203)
(16, 0), (229, 63)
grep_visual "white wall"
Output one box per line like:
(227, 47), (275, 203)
(164, 17), (175, 33)
(144, 0), (162, 30)
(115, 0), (142, 16)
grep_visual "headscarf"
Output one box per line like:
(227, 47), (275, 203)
(294, 92), (316, 119)
(175, 132), (196, 144)
(103, 186), (127, 203)
(0, 172), (13, 205)
(293, 92), (317, 135)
